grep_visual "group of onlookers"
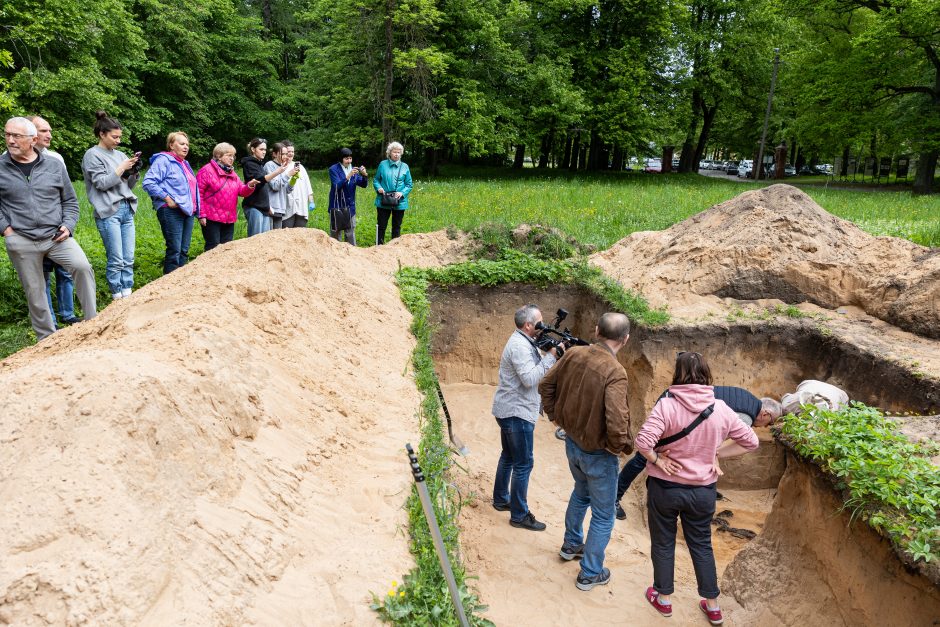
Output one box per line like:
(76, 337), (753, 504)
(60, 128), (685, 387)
(1, 112), (414, 341)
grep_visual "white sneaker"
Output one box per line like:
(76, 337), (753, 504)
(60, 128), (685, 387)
(121, 288), (132, 297)
(112, 292), (124, 300)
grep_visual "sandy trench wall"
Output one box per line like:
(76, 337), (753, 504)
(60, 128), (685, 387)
(723, 450), (940, 627)
(0, 229), (465, 626)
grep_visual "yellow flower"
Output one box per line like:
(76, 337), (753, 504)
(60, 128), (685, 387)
(388, 589), (395, 597)
(399, 591), (405, 597)
(392, 580), (398, 587)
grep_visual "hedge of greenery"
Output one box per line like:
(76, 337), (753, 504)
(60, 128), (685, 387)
(780, 403), (940, 566)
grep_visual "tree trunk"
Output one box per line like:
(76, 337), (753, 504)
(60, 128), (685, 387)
(513, 144), (525, 169)
(691, 103), (717, 171)
(913, 149), (937, 194)
(538, 130), (553, 168)
(561, 133), (573, 169)
(424, 146), (439, 177)
(612, 145), (624, 171)
(569, 132), (581, 171)
(382, 0), (395, 147)
(587, 130), (601, 170)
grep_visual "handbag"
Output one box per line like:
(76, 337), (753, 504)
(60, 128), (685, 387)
(381, 192), (401, 207)
(330, 185), (352, 231)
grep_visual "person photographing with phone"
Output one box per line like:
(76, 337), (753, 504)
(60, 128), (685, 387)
(82, 110), (141, 299)
(327, 147), (367, 245)
(264, 141), (298, 230)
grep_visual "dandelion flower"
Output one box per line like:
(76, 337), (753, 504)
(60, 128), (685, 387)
(399, 591), (406, 597)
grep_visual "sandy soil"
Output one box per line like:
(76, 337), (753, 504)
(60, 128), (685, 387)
(441, 382), (775, 626)
(0, 228), (465, 626)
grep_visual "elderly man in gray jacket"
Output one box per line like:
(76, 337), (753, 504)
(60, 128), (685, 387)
(491, 304), (559, 531)
(1, 116), (96, 339)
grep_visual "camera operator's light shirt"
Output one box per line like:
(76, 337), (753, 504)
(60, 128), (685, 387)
(492, 330), (557, 424)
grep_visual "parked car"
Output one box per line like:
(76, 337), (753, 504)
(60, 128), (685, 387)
(784, 165), (796, 177)
(725, 161), (739, 175)
(737, 159), (754, 178)
(643, 158), (662, 173)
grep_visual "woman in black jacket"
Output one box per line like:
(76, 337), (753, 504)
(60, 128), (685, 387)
(241, 137), (292, 236)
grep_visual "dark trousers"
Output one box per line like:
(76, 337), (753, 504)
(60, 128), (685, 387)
(201, 220), (235, 252)
(647, 476), (719, 598)
(617, 451), (648, 501)
(156, 205), (194, 274)
(376, 207), (404, 244)
(283, 215), (308, 228)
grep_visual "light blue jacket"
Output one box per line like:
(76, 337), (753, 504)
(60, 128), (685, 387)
(373, 159), (413, 210)
(142, 152), (201, 217)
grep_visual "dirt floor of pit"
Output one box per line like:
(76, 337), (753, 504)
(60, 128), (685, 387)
(441, 382), (776, 626)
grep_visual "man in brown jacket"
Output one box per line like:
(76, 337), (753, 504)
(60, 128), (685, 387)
(539, 312), (632, 591)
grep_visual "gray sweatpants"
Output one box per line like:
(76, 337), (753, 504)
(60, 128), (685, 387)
(4, 233), (97, 340)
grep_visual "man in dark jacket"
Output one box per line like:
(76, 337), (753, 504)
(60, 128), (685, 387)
(327, 148), (367, 245)
(539, 312), (632, 592)
(614, 385), (782, 520)
(1, 117), (97, 339)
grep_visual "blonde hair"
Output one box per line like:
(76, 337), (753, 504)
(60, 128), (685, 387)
(166, 130), (189, 149)
(212, 142), (236, 159)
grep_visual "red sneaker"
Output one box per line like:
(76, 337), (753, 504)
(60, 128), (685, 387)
(699, 600), (723, 625)
(645, 587), (672, 618)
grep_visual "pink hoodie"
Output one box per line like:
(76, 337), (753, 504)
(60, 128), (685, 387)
(196, 159), (255, 223)
(634, 384), (759, 486)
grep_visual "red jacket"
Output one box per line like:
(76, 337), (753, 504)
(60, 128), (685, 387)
(196, 159), (254, 223)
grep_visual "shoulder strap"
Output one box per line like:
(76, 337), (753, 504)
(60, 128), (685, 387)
(655, 403), (714, 448)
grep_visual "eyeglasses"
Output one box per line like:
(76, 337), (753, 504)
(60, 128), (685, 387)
(4, 132), (33, 140)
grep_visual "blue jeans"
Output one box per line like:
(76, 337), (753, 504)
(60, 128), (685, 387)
(493, 417), (535, 522)
(156, 204), (194, 274)
(95, 200), (135, 294)
(245, 207), (273, 237)
(44, 264), (74, 324)
(617, 451), (648, 501)
(563, 437), (619, 578)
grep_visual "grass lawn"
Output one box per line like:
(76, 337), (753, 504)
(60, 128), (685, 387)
(1, 167), (937, 357)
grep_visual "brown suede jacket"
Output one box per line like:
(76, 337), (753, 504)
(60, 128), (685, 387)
(538, 343), (632, 454)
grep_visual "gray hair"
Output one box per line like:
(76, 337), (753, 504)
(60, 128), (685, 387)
(514, 304), (541, 329)
(761, 398), (783, 421)
(386, 141), (404, 158)
(6, 117), (37, 137)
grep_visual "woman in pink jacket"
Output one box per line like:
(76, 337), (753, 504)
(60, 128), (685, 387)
(634, 352), (759, 626)
(197, 143), (258, 250)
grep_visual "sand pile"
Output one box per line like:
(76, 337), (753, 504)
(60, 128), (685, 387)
(0, 229), (465, 626)
(591, 184), (940, 338)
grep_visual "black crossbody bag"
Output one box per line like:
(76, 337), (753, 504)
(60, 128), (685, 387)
(655, 392), (715, 448)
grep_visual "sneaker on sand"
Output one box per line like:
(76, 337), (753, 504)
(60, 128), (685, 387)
(645, 587), (673, 617)
(576, 567), (610, 591)
(121, 288), (132, 298)
(699, 600), (723, 625)
(616, 501), (627, 520)
(559, 543), (584, 561)
(62, 317), (82, 325)
(492, 501), (511, 512)
(510, 512), (546, 531)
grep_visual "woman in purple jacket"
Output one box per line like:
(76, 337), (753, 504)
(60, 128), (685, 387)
(634, 352), (759, 626)
(142, 131), (200, 274)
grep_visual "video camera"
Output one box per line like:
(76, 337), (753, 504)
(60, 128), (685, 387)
(534, 308), (588, 358)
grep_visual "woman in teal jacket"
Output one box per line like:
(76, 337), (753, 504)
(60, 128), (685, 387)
(372, 141), (412, 244)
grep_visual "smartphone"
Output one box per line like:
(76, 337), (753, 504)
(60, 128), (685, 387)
(134, 151), (142, 159)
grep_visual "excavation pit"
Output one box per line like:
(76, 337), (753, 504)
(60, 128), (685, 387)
(429, 283), (940, 625)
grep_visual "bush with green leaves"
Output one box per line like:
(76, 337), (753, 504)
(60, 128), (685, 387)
(780, 403), (940, 565)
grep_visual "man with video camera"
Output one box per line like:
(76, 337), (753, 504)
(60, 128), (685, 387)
(491, 304), (559, 532)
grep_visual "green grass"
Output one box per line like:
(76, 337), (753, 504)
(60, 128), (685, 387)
(1, 168), (937, 357)
(779, 403), (940, 566)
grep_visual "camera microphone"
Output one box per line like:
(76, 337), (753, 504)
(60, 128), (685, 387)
(535, 321), (548, 331)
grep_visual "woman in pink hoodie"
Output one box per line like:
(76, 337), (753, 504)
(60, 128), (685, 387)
(634, 352), (759, 626)
(196, 143), (258, 251)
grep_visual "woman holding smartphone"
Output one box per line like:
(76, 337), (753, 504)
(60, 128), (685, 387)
(81, 110), (141, 299)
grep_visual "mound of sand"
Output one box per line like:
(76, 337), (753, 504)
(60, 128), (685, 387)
(0, 229), (465, 626)
(591, 184), (940, 338)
